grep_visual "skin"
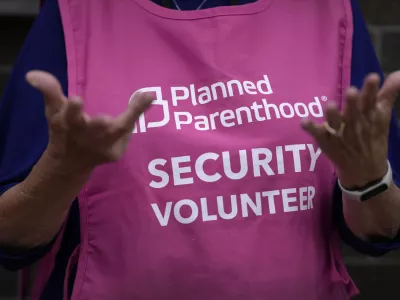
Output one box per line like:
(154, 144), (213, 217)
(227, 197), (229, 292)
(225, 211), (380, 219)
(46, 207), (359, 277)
(0, 71), (153, 249)
(302, 72), (400, 239)
(0, 71), (399, 251)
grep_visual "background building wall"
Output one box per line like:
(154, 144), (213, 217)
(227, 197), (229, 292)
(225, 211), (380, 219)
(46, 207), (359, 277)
(363, 0), (400, 117)
(0, 0), (399, 299)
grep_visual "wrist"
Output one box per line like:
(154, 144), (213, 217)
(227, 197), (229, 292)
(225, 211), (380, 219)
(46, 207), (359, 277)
(22, 149), (94, 198)
(43, 146), (95, 177)
(337, 163), (388, 190)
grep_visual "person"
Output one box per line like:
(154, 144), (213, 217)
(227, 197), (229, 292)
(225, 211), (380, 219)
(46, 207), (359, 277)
(0, 0), (400, 299)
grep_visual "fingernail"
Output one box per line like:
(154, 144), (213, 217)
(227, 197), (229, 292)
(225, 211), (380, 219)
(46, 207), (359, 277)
(144, 91), (155, 98)
(26, 74), (38, 88)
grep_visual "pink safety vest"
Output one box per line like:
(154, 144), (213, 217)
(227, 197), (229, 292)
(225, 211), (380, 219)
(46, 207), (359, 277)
(24, 0), (359, 299)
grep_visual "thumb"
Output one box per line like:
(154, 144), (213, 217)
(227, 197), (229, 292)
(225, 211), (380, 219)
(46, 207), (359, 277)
(26, 70), (67, 115)
(377, 71), (400, 109)
(115, 92), (154, 131)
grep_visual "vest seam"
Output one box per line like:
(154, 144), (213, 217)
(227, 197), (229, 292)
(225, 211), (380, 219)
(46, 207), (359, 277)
(57, 0), (90, 299)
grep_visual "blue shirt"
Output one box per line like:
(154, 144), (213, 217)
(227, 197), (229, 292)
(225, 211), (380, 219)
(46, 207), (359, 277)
(0, 0), (399, 299)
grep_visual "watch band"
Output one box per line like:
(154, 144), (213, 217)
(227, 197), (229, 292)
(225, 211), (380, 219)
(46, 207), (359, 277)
(338, 160), (393, 201)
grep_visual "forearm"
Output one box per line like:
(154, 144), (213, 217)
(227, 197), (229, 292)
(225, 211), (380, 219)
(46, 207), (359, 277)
(0, 149), (91, 250)
(343, 182), (400, 240)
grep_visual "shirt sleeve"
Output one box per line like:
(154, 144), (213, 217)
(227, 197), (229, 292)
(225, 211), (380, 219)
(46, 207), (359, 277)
(334, 0), (400, 256)
(0, 0), (68, 271)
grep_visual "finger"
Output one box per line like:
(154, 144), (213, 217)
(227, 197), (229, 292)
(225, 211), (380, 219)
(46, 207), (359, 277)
(63, 97), (87, 129)
(342, 87), (360, 125)
(377, 71), (400, 109)
(87, 116), (114, 139)
(26, 70), (67, 115)
(301, 119), (325, 142)
(89, 115), (113, 130)
(359, 73), (380, 112)
(114, 92), (154, 133)
(325, 102), (343, 131)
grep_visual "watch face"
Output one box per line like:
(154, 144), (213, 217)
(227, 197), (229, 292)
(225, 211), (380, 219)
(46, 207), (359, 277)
(360, 184), (389, 201)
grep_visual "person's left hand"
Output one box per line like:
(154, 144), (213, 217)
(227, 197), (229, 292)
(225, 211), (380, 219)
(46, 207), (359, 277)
(301, 72), (400, 190)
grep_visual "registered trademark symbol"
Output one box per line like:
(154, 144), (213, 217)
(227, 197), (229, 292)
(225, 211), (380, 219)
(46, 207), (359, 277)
(321, 96), (328, 101)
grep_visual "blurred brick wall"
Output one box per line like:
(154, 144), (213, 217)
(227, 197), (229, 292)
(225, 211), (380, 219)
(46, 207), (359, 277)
(361, 0), (400, 117)
(0, 1), (399, 299)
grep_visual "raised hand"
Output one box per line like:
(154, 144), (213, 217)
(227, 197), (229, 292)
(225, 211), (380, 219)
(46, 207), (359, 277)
(302, 72), (400, 189)
(26, 70), (153, 173)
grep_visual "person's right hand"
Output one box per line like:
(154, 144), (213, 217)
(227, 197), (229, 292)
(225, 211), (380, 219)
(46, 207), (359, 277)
(26, 70), (153, 173)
